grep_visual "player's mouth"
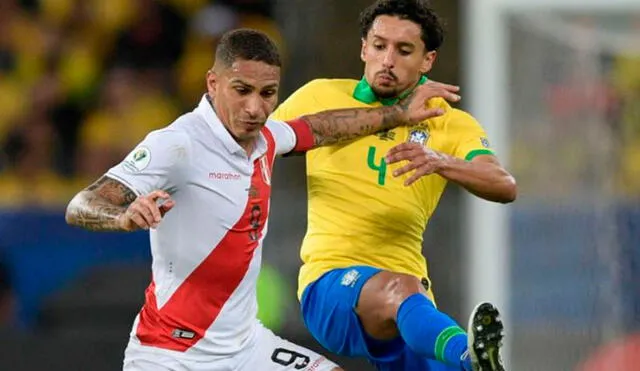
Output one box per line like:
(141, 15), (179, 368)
(376, 72), (396, 85)
(240, 120), (263, 132)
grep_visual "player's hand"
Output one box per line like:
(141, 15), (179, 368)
(117, 190), (175, 231)
(385, 142), (447, 186)
(397, 80), (460, 124)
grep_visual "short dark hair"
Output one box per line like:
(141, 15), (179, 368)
(359, 0), (444, 52)
(215, 29), (281, 68)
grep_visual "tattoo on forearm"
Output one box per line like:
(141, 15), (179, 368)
(66, 176), (137, 231)
(302, 105), (404, 147)
(87, 176), (138, 204)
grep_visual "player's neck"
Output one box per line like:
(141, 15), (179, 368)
(206, 94), (257, 156)
(354, 75), (428, 106)
(237, 139), (255, 156)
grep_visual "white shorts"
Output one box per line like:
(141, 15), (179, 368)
(123, 324), (339, 371)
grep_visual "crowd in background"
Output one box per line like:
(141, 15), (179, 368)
(508, 15), (640, 201)
(0, 0), (283, 208)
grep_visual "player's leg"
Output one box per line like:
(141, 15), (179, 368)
(236, 322), (343, 371)
(300, 266), (407, 363)
(356, 270), (470, 369)
(356, 270), (506, 371)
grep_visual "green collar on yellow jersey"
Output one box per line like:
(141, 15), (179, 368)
(352, 75), (428, 106)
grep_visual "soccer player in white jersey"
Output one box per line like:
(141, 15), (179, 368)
(65, 29), (461, 371)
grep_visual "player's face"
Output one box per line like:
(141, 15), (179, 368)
(206, 59), (280, 144)
(361, 15), (437, 99)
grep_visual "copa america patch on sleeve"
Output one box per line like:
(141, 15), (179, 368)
(123, 147), (151, 173)
(480, 137), (491, 148)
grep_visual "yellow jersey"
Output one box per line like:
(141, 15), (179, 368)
(271, 78), (494, 299)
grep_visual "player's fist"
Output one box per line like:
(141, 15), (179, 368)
(397, 80), (460, 123)
(117, 190), (175, 231)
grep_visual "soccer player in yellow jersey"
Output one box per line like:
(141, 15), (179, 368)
(271, 1), (517, 371)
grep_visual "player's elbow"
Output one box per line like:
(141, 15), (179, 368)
(498, 175), (517, 204)
(64, 193), (82, 226)
(64, 202), (76, 226)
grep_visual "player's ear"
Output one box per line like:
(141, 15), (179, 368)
(420, 50), (437, 75)
(206, 69), (218, 97)
(360, 38), (367, 63)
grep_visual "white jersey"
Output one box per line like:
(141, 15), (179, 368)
(106, 95), (314, 362)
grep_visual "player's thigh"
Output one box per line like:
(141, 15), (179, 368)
(237, 325), (342, 371)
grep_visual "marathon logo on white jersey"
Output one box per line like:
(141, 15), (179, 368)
(305, 356), (328, 371)
(209, 172), (241, 181)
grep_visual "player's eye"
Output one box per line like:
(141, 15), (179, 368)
(373, 44), (385, 50)
(234, 87), (251, 95)
(399, 49), (412, 56)
(260, 89), (276, 98)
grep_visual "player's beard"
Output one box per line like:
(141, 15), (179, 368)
(372, 85), (401, 99)
(371, 70), (401, 99)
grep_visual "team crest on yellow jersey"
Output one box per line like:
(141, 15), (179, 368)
(408, 128), (429, 145)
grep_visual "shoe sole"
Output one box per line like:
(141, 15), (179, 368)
(467, 302), (505, 371)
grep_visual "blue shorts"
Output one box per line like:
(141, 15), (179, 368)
(300, 266), (459, 371)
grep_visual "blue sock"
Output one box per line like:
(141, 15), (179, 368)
(396, 293), (471, 370)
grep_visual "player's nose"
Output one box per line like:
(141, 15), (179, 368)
(382, 49), (396, 68)
(244, 95), (262, 118)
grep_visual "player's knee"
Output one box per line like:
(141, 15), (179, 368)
(383, 273), (424, 310)
(360, 271), (423, 318)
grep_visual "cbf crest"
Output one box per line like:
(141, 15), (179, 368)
(408, 128), (430, 146)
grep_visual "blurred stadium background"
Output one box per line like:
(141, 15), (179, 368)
(0, 0), (638, 370)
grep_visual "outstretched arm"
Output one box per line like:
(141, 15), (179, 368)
(65, 176), (174, 232)
(386, 146), (516, 203)
(437, 154), (516, 203)
(298, 81), (460, 148)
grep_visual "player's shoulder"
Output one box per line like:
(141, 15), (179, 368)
(143, 114), (194, 147)
(292, 78), (359, 96)
(427, 99), (481, 130)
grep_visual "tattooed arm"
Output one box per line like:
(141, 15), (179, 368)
(299, 80), (461, 148)
(65, 176), (136, 231)
(65, 176), (175, 232)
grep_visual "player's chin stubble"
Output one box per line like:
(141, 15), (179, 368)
(372, 86), (400, 99)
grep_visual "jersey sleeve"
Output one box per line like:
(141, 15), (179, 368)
(106, 128), (191, 195)
(445, 109), (496, 161)
(265, 119), (315, 155)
